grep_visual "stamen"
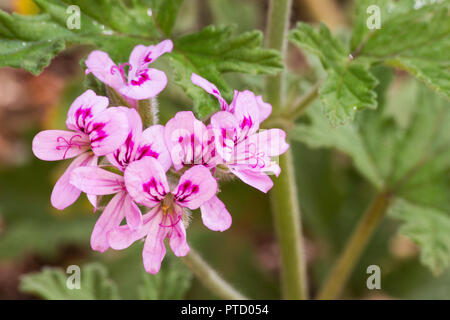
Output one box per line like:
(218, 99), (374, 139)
(56, 134), (87, 159)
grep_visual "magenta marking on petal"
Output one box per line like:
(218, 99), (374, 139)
(56, 134), (88, 159)
(113, 132), (135, 170)
(174, 180), (200, 203)
(144, 51), (153, 63)
(142, 178), (167, 202)
(88, 122), (107, 143)
(75, 107), (93, 132)
(136, 144), (159, 161)
(130, 70), (150, 86)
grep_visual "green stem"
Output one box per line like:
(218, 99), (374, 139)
(138, 97), (159, 127)
(317, 191), (391, 300)
(287, 81), (321, 119)
(265, 0), (292, 110)
(270, 150), (309, 299)
(265, 0), (308, 299)
(180, 249), (248, 300)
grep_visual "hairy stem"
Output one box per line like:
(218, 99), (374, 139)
(265, 0), (292, 110)
(181, 249), (248, 300)
(270, 151), (309, 299)
(138, 97), (159, 127)
(265, 0), (308, 299)
(317, 191), (391, 300)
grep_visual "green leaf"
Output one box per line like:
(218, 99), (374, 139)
(289, 22), (378, 125)
(149, 0), (183, 36)
(20, 263), (119, 299)
(0, 0), (160, 74)
(171, 25), (282, 118)
(167, 53), (220, 119)
(138, 256), (192, 300)
(389, 199), (450, 275)
(293, 78), (450, 274)
(351, 0), (450, 99)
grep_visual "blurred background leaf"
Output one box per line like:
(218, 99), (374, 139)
(19, 263), (119, 299)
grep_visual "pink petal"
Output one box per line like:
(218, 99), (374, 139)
(256, 95), (272, 123)
(200, 196), (232, 232)
(90, 191), (127, 252)
(168, 207), (189, 257)
(50, 152), (94, 210)
(173, 165), (217, 210)
(124, 157), (169, 207)
(32, 130), (90, 161)
(119, 68), (167, 100)
(85, 50), (124, 90)
(87, 107), (129, 156)
(233, 90), (260, 138)
(230, 167), (274, 193)
(143, 212), (168, 274)
(210, 111), (239, 162)
(123, 194), (142, 230)
(138, 125), (172, 172)
(106, 108), (143, 171)
(129, 40), (173, 72)
(191, 73), (229, 110)
(128, 44), (148, 74)
(232, 129), (289, 170)
(85, 155), (99, 208)
(164, 111), (209, 170)
(66, 90), (109, 132)
(108, 207), (159, 250)
(70, 166), (124, 195)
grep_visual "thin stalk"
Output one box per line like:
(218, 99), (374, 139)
(181, 249), (248, 300)
(317, 191), (391, 300)
(265, 0), (292, 110)
(270, 150), (309, 299)
(265, 0), (308, 299)
(287, 81), (321, 119)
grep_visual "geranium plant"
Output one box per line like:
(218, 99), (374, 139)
(0, 0), (449, 300)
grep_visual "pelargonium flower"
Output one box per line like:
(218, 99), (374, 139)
(32, 90), (129, 209)
(107, 108), (171, 172)
(70, 109), (171, 252)
(165, 111), (232, 231)
(191, 73), (272, 123)
(164, 111), (217, 170)
(192, 74), (289, 193)
(85, 40), (173, 105)
(107, 157), (218, 274)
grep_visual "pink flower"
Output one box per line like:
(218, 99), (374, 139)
(70, 165), (142, 253)
(107, 108), (171, 172)
(164, 111), (217, 170)
(70, 109), (171, 252)
(85, 40), (173, 105)
(164, 111), (232, 231)
(192, 73), (289, 193)
(32, 90), (129, 209)
(108, 157), (220, 274)
(191, 73), (272, 123)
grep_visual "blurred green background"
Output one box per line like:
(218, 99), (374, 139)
(0, 0), (449, 299)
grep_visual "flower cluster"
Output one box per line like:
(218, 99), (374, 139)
(32, 40), (289, 274)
